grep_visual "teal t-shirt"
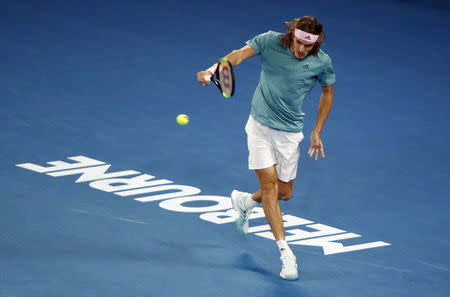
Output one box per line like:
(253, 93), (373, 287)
(245, 31), (336, 132)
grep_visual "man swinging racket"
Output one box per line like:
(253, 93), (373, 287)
(197, 16), (335, 280)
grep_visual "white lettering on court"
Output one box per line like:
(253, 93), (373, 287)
(16, 156), (391, 255)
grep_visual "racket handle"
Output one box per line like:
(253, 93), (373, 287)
(204, 76), (211, 82)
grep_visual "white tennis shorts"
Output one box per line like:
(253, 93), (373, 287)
(245, 115), (304, 182)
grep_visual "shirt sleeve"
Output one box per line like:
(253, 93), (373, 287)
(245, 31), (277, 55)
(318, 56), (336, 86)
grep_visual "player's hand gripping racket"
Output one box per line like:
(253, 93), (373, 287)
(205, 58), (235, 98)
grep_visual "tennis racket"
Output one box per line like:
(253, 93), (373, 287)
(205, 57), (235, 98)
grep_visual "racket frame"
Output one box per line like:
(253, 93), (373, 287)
(206, 57), (235, 98)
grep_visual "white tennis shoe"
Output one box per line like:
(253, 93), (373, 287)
(231, 190), (251, 235)
(280, 253), (299, 280)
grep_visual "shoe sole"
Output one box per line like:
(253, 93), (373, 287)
(280, 273), (299, 280)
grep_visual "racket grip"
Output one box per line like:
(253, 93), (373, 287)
(204, 76), (211, 82)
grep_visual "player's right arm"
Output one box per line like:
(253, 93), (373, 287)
(225, 45), (257, 67)
(197, 45), (257, 85)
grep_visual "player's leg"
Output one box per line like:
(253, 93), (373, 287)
(255, 166), (298, 280)
(255, 166), (284, 240)
(251, 179), (294, 203)
(232, 115), (298, 279)
(231, 178), (294, 235)
(258, 126), (301, 280)
(231, 115), (275, 235)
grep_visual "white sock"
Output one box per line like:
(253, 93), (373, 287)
(276, 240), (293, 256)
(242, 193), (258, 211)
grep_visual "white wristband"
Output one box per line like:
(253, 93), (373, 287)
(206, 63), (218, 75)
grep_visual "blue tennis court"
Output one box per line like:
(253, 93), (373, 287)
(1, 0), (449, 296)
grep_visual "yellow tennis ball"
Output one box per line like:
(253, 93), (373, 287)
(176, 114), (189, 125)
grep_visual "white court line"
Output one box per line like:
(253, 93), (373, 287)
(416, 260), (449, 272)
(436, 239), (450, 247)
(70, 209), (147, 225)
(299, 248), (411, 273)
(116, 217), (146, 224)
(333, 256), (412, 273)
(71, 209), (90, 214)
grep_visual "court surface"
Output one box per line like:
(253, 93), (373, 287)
(1, 0), (449, 296)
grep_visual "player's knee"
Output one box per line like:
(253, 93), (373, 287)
(279, 191), (292, 201)
(260, 181), (277, 195)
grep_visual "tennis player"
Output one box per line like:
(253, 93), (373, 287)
(197, 16), (335, 280)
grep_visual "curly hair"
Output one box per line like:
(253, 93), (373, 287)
(280, 16), (325, 56)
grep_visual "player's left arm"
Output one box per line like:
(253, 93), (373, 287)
(308, 84), (334, 161)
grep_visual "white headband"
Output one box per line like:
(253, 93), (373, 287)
(294, 28), (319, 43)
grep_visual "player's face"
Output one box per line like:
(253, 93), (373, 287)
(291, 35), (315, 59)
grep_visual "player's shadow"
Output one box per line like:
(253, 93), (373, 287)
(232, 252), (306, 296)
(232, 252), (273, 276)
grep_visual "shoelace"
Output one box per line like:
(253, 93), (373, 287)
(239, 208), (251, 221)
(238, 199), (251, 220)
(280, 254), (297, 268)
